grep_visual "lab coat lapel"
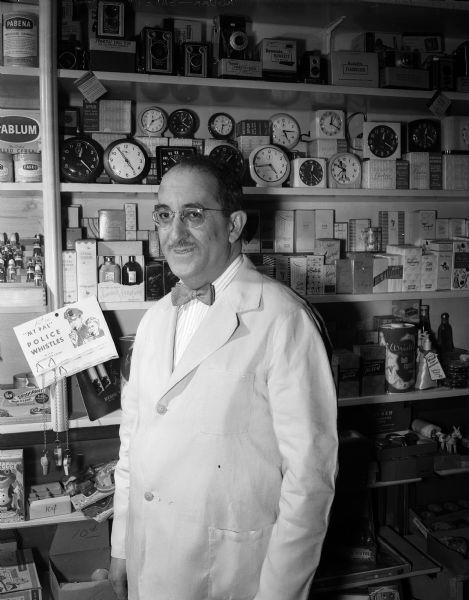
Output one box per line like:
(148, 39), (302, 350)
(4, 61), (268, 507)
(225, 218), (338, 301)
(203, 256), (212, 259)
(154, 295), (178, 392)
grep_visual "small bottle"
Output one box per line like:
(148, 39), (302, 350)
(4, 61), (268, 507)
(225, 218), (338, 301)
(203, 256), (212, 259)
(26, 259), (35, 283)
(34, 263), (43, 287)
(437, 312), (454, 355)
(122, 255), (142, 286)
(14, 250), (23, 270)
(6, 258), (16, 282)
(416, 333), (438, 390)
(99, 256), (121, 283)
(0, 263), (5, 283)
(33, 234), (42, 257)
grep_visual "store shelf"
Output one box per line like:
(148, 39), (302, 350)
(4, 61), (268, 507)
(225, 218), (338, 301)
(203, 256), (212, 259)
(0, 183), (43, 194)
(0, 411), (122, 435)
(0, 510), (87, 530)
(0, 284), (47, 312)
(338, 386), (469, 408)
(308, 290), (469, 303)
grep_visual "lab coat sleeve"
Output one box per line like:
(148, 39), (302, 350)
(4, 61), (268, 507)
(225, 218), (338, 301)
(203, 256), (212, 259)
(254, 305), (338, 600)
(111, 310), (152, 559)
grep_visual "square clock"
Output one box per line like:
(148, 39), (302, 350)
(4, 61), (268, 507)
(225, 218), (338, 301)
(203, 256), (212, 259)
(362, 121), (401, 160)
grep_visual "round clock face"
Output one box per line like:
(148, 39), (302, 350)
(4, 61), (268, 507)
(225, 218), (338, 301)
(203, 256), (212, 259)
(208, 112), (235, 140)
(319, 110), (343, 137)
(409, 119), (440, 151)
(168, 108), (199, 138)
(367, 125), (398, 158)
(60, 137), (104, 183)
(329, 153), (361, 187)
(299, 159), (324, 186)
(103, 139), (150, 184)
(159, 147), (196, 180)
(138, 106), (168, 137)
(270, 112), (301, 150)
(209, 144), (245, 181)
(249, 144), (290, 187)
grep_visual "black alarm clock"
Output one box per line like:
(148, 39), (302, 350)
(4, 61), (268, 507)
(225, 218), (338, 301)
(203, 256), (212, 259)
(407, 118), (441, 152)
(168, 108), (199, 138)
(363, 122), (401, 160)
(60, 136), (104, 183)
(208, 143), (245, 182)
(157, 146), (197, 182)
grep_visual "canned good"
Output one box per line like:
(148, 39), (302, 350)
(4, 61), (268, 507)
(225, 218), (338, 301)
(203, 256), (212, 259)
(0, 151), (13, 182)
(13, 151), (41, 182)
(3, 12), (39, 67)
(380, 322), (417, 393)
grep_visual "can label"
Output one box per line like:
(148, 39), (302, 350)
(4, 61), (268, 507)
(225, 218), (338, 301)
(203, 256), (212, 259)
(0, 156), (13, 182)
(380, 323), (416, 392)
(3, 13), (38, 67)
(14, 153), (41, 182)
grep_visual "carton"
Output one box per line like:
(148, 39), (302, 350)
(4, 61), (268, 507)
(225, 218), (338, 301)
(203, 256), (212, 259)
(0, 548), (42, 599)
(49, 521), (117, 600)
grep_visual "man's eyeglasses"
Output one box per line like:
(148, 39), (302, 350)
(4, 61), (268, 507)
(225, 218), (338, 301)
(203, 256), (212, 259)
(152, 206), (228, 229)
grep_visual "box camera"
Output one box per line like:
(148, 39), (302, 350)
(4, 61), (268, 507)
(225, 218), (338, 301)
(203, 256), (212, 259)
(182, 43), (209, 77)
(384, 49), (421, 69)
(213, 15), (249, 61)
(301, 50), (324, 84)
(137, 28), (173, 74)
(96, 1), (133, 40)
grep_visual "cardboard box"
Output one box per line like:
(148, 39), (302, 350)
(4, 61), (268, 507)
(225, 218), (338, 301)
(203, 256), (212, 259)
(380, 66), (429, 89)
(98, 210), (126, 241)
(331, 348), (360, 398)
(49, 521), (116, 600)
(0, 109), (41, 153)
(385, 244), (422, 292)
(353, 344), (386, 396)
(274, 210), (294, 253)
(0, 385), (50, 424)
(0, 548), (42, 599)
(75, 240), (97, 300)
(88, 37), (136, 73)
(314, 238), (340, 265)
(0, 449), (25, 523)
(452, 252), (469, 290)
(256, 38), (297, 79)
(330, 51), (379, 87)
(421, 251), (452, 291)
(289, 256), (307, 296)
(294, 210), (315, 253)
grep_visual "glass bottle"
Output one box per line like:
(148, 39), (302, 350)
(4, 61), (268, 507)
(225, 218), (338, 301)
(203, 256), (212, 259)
(99, 256), (121, 283)
(26, 259), (35, 283)
(33, 233), (42, 257)
(418, 304), (435, 346)
(6, 258), (16, 282)
(416, 333), (438, 390)
(437, 312), (454, 354)
(0, 262), (5, 283)
(34, 262), (43, 287)
(122, 256), (142, 286)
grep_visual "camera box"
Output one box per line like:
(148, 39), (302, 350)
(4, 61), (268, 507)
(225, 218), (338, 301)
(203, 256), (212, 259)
(49, 521), (116, 600)
(331, 348), (360, 398)
(256, 38), (297, 80)
(0, 549), (41, 599)
(353, 344), (385, 396)
(329, 51), (379, 87)
(88, 37), (136, 72)
(0, 385), (50, 424)
(217, 59), (262, 79)
(380, 67), (429, 89)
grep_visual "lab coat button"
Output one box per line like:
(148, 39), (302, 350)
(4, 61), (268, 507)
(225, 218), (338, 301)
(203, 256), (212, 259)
(156, 404), (167, 415)
(144, 491), (154, 501)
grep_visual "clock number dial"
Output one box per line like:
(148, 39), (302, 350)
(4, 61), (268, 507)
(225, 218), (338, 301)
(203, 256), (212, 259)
(138, 106), (168, 137)
(367, 124), (399, 158)
(103, 139), (151, 184)
(328, 152), (361, 189)
(319, 110), (343, 137)
(208, 112), (235, 140)
(249, 144), (290, 187)
(60, 137), (104, 183)
(158, 147), (197, 181)
(300, 159), (323, 186)
(270, 113), (301, 150)
(407, 119), (440, 153)
(168, 108), (199, 138)
(208, 144), (245, 182)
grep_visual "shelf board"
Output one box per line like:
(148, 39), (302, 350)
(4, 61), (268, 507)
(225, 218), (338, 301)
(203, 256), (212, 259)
(307, 290), (469, 303)
(0, 66), (39, 79)
(434, 466), (469, 477)
(0, 510), (87, 530)
(338, 386), (469, 407)
(0, 183), (42, 195)
(60, 182), (469, 200)
(0, 411), (122, 435)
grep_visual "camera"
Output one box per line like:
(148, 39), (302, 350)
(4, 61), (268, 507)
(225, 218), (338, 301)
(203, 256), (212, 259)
(137, 28), (173, 74)
(96, 1), (133, 40)
(301, 50), (324, 84)
(183, 43), (209, 77)
(384, 49), (420, 69)
(213, 15), (249, 61)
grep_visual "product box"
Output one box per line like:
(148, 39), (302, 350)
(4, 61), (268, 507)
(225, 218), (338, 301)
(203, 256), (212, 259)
(0, 385), (50, 424)
(88, 37), (136, 73)
(75, 359), (121, 421)
(372, 255), (389, 293)
(75, 239), (97, 300)
(331, 348), (360, 398)
(386, 244), (422, 292)
(145, 261), (165, 301)
(289, 256), (307, 296)
(334, 222), (348, 254)
(49, 521), (116, 600)
(435, 218), (449, 239)
(275, 255), (290, 286)
(442, 154), (469, 190)
(314, 238), (341, 265)
(329, 51), (379, 87)
(98, 209), (126, 240)
(0, 548), (42, 599)
(0, 449), (25, 523)
(353, 344), (386, 396)
(256, 38), (297, 80)
(405, 210), (436, 245)
(336, 253), (373, 294)
(65, 228), (83, 250)
(348, 219), (371, 252)
(315, 209), (334, 240)
(403, 152), (430, 189)
(294, 210), (315, 253)
(449, 218), (467, 238)
(29, 492), (71, 521)
(361, 159), (397, 189)
(97, 241), (145, 302)
(452, 252), (469, 290)
(380, 66), (429, 89)
(307, 138), (347, 159)
(217, 59), (262, 79)
(421, 251), (452, 291)
(306, 254), (324, 295)
(321, 263), (337, 295)
(274, 210), (294, 253)
(0, 109), (41, 153)
(236, 134), (270, 159)
(98, 100), (132, 134)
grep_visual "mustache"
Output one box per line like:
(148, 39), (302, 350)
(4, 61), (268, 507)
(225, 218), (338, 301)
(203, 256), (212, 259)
(167, 237), (196, 251)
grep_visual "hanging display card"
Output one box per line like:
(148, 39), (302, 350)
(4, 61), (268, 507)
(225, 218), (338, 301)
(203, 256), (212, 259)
(13, 296), (117, 388)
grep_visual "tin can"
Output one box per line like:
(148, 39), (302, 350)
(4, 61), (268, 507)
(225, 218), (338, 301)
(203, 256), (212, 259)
(380, 322), (417, 392)
(119, 334), (136, 393)
(13, 151), (41, 182)
(0, 151), (13, 182)
(3, 12), (39, 67)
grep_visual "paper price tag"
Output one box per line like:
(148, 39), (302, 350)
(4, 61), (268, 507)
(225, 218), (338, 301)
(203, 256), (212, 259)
(74, 71), (107, 102)
(425, 351), (446, 381)
(427, 91), (451, 118)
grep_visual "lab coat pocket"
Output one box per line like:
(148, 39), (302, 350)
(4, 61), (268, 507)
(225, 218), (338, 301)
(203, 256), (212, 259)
(208, 524), (273, 600)
(199, 369), (254, 435)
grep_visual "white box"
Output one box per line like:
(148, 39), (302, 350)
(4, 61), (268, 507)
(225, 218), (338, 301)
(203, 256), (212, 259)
(386, 244), (422, 291)
(405, 210), (436, 245)
(421, 251), (452, 291)
(294, 210), (315, 253)
(306, 254), (324, 295)
(329, 51), (379, 87)
(275, 255), (290, 285)
(449, 218), (466, 238)
(348, 219), (371, 252)
(29, 495), (72, 520)
(403, 152), (430, 190)
(62, 250), (77, 304)
(362, 159), (397, 189)
(274, 210), (294, 253)
(67, 205), (81, 228)
(435, 218), (449, 239)
(315, 209), (334, 240)
(314, 238), (341, 265)
(124, 203), (137, 231)
(420, 253), (438, 291)
(75, 239), (97, 300)
(379, 211), (405, 247)
(289, 256), (307, 296)
(307, 138), (347, 159)
(99, 100), (132, 133)
(443, 154), (469, 190)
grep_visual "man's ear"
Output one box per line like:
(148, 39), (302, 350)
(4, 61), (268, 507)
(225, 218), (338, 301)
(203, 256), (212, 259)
(228, 210), (247, 243)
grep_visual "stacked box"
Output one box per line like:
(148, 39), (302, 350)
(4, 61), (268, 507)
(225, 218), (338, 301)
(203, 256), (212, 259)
(97, 241), (145, 302)
(289, 256), (307, 296)
(421, 252), (452, 291)
(379, 211), (405, 247)
(452, 252), (469, 290)
(315, 209), (334, 239)
(372, 255), (389, 293)
(0, 449), (25, 523)
(386, 244), (422, 291)
(62, 250), (77, 304)
(442, 154), (469, 190)
(373, 253), (403, 292)
(348, 219), (371, 252)
(403, 152), (429, 189)
(435, 218), (449, 239)
(306, 254), (324, 295)
(75, 239), (98, 300)
(275, 255), (290, 286)
(294, 210), (315, 253)
(405, 210), (436, 245)
(314, 238), (341, 264)
(274, 210), (294, 253)
(353, 344), (386, 396)
(336, 253), (373, 294)
(331, 349), (360, 398)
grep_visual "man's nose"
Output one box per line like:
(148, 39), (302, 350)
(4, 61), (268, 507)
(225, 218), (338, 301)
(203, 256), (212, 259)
(168, 212), (189, 236)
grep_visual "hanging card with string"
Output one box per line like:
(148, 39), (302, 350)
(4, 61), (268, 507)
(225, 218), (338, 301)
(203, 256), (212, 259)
(13, 296), (118, 388)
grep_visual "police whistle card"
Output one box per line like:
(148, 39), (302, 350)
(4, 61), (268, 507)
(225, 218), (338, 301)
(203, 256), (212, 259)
(14, 296), (118, 387)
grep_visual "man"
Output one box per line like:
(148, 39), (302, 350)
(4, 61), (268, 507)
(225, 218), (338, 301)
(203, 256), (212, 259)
(63, 307), (86, 347)
(109, 156), (338, 600)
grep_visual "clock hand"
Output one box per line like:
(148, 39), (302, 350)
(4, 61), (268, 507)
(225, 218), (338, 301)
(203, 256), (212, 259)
(117, 147), (137, 175)
(257, 163), (278, 175)
(80, 159), (92, 173)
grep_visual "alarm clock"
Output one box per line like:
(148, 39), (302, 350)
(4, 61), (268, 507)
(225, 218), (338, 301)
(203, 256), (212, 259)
(208, 112), (235, 140)
(441, 116), (469, 152)
(103, 138), (151, 184)
(248, 144), (290, 187)
(269, 112), (301, 150)
(310, 109), (345, 139)
(328, 152), (362, 188)
(168, 108), (199, 138)
(208, 143), (245, 182)
(406, 118), (441, 152)
(290, 157), (326, 188)
(60, 136), (104, 183)
(363, 122), (401, 160)
(158, 146), (197, 182)
(137, 106), (168, 137)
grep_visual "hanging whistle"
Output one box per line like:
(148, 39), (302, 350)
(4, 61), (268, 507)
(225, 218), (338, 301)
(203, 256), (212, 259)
(63, 450), (72, 476)
(40, 451), (49, 475)
(54, 444), (63, 467)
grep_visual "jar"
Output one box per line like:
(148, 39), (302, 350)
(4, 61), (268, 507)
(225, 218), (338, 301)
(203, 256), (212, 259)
(3, 12), (39, 67)
(13, 151), (41, 182)
(0, 152), (13, 182)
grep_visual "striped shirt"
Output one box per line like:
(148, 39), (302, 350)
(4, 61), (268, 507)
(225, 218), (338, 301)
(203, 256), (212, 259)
(173, 254), (243, 367)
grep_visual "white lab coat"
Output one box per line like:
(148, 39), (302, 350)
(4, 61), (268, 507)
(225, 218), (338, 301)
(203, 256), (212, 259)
(111, 257), (338, 600)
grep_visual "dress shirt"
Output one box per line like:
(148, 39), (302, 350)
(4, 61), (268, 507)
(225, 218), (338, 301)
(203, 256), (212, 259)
(173, 254), (243, 366)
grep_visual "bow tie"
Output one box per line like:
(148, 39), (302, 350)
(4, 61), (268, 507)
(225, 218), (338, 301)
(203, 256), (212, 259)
(171, 282), (215, 307)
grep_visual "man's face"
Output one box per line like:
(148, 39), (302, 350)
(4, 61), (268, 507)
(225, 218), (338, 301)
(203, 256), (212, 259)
(157, 167), (242, 289)
(87, 320), (98, 335)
